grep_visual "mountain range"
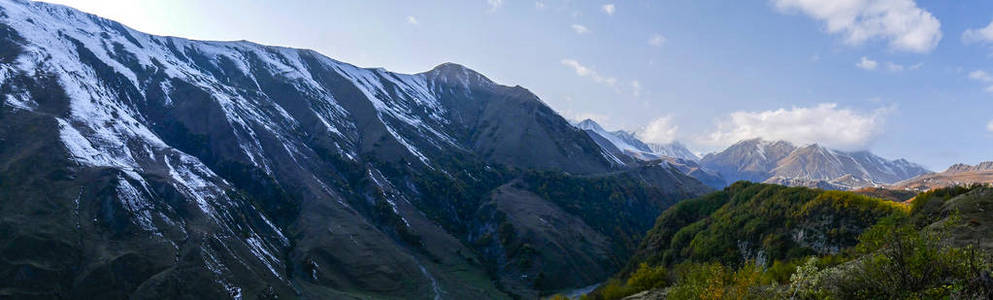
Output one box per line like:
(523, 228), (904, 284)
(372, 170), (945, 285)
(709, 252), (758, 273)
(0, 1), (711, 298)
(574, 119), (725, 188)
(700, 138), (931, 190)
(574, 119), (931, 191)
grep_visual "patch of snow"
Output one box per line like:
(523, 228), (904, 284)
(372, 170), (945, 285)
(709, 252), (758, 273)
(114, 175), (160, 234)
(245, 234), (283, 280)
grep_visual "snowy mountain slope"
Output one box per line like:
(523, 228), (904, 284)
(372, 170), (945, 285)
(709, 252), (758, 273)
(576, 119), (656, 159)
(646, 142), (699, 162)
(575, 119), (722, 187)
(0, 1), (709, 298)
(575, 119), (698, 162)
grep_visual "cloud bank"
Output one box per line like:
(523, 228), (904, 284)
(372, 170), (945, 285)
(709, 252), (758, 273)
(702, 103), (890, 151)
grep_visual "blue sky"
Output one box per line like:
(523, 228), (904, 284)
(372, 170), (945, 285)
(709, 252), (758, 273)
(43, 0), (993, 170)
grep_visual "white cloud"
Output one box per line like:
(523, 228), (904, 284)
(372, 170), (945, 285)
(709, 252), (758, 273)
(888, 62), (922, 72)
(559, 61), (644, 97)
(487, 0), (503, 12)
(637, 116), (679, 144)
(649, 34), (666, 47)
(772, 0), (942, 53)
(535, 1), (546, 10)
(602, 4), (616, 16)
(406, 16), (419, 25)
(571, 24), (591, 34)
(856, 56), (878, 70)
(561, 59), (593, 76)
(885, 62), (904, 72)
(560, 59), (617, 87)
(560, 59), (624, 93)
(630, 81), (642, 97)
(969, 70), (993, 82)
(987, 119), (993, 133)
(702, 103), (890, 151)
(858, 57), (921, 72)
(963, 19), (993, 45)
(968, 70), (993, 93)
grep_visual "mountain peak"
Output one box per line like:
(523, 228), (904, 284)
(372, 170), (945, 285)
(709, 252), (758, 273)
(421, 62), (494, 87)
(575, 119), (605, 131)
(797, 143), (834, 154)
(736, 137), (766, 145)
(945, 161), (993, 173)
(430, 62), (470, 71)
(729, 138), (794, 148)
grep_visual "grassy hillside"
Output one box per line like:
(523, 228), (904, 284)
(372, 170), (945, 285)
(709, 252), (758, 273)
(582, 183), (993, 299)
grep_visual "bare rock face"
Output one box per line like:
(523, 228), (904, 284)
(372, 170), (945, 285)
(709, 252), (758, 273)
(0, 1), (710, 298)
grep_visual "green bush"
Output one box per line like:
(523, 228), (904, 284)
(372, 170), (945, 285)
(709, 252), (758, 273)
(791, 214), (993, 299)
(909, 184), (982, 227)
(626, 263), (669, 291)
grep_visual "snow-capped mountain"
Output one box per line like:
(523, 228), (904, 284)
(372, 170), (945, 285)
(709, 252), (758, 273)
(700, 138), (797, 183)
(575, 119), (723, 187)
(0, 1), (710, 298)
(647, 142), (699, 162)
(701, 138), (931, 189)
(575, 119), (656, 159)
(575, 119), (698, 162)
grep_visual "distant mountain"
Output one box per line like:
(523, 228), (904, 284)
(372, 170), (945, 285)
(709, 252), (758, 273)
(0, 1), (710, 298)
(647, 142), (700, 162)
(657, 156), (726, 189)
(700, 138), (798, 183)
(894, 161), (993, 191)
(575, 119), (723, 187)
(575, 119), (656, 160)
(701, 138), (930, 190)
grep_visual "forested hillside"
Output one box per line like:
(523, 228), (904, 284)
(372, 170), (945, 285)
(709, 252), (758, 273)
(580, 183), (993, 299)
